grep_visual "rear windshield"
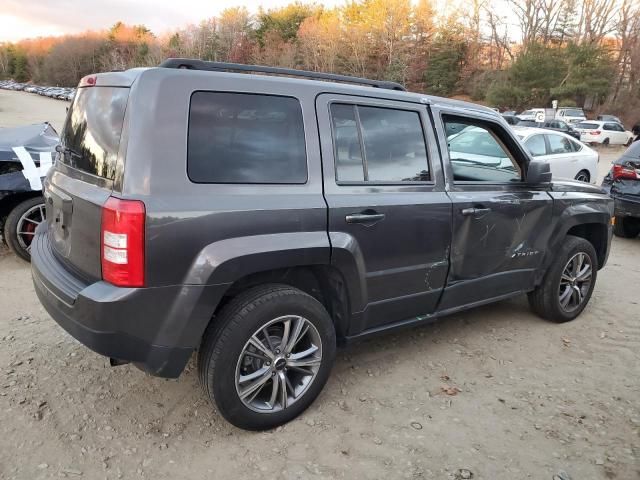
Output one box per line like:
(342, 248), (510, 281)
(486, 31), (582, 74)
(561, 109), (584, 117)
(60, 86), (129, 179)
(187, 92), (307, 184)
(576, 122), (599, 129)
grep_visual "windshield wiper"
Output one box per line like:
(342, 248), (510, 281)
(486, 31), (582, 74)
(450, 157), (500, 167)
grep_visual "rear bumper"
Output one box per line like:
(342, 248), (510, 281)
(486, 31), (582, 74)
(31, 224), (229, 378)
(613, 195), (640, 218)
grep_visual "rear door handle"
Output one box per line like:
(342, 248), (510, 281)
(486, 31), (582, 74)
(461, 207), (491, 216)
(345, 212), (386, 224)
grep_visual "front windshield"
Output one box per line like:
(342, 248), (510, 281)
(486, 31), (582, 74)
(563, 109), (584, 117)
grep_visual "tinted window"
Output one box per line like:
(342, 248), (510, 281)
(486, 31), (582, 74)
(330, 104), (429, 182)
(547, 134), (574, 154)
(569, 139), (583, 151)
(525, 135), (547, 156)
(331, 104), (364, 182)
(188, 92), (307, 184)
(576, 122), (599, 130)
(445, 119), (520, 182)
(603, 123), (614, 131)
(561, 109), (584, 117)
(60, 87), (129, 179)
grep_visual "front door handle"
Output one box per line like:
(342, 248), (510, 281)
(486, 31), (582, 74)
(345, 212), (386, 225)
(461, 207), (491, 216)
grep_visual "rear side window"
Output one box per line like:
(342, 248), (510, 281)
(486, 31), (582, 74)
(546, 134), (574, 154)
(188, 92), (307, 184)
(525, 135), (547, 156)
(60, 86), (129, 179)
(330, 103), (429, 182)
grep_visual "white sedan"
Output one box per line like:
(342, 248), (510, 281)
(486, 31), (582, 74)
(514, 127), (598, 183)
(574, 120), (634, 146)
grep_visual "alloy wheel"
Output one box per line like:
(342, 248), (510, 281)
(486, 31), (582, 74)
(558, 252), (592, 312)
(16, 203), (45, 252)
(575, 172), (589, 183)
(235, 315), (323, 413)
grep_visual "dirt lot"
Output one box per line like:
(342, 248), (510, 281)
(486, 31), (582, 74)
(0, 90), (638, 480)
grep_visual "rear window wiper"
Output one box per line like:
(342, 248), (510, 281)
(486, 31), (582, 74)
(55, 144), (81, 159)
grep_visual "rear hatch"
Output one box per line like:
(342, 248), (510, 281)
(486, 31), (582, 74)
(45, 81), (130, 281)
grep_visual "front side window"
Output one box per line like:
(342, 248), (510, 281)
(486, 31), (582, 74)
(188, 92), (307, 184)
(330, 104), (429, 182)
(525, 135), (547, 156)
(546, 134), (574, 154)
(445, 118), (521, 182)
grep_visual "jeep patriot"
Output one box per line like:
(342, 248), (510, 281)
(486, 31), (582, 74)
(31, 59), (613, 430)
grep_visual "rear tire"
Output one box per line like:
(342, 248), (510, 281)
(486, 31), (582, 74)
(197, 284), (336, 430)
(528, 235), (597, 323)
(3, 197), (45, 262)
(613, 216), (640, 238)
(603, 138), (610, 146)
(574, 170), (590, 183)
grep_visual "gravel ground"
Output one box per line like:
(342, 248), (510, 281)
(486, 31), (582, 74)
(0, 90), (638, 479)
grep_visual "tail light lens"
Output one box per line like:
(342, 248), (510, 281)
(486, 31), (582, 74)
(78, 75), (97, 87)
(592, 130), (601, 135)
(612, 164), (639, 181)
(101, 197), (145, 287)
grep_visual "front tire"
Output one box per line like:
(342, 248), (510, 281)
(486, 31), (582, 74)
(3, 197), (46, 262)
(528, 235), (597, 323)
(198, 284), (336, 430)
(613, 216), (640, 238)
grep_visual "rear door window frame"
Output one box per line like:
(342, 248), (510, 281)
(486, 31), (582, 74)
(327, 99), (433, 186)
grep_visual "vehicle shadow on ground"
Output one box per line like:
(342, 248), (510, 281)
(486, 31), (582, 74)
(72, 294), (545, 433)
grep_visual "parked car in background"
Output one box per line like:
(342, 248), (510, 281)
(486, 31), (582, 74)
(556, 107), (586, 125)
(502, 114), (520, 125)
(0, 123), (57, 260)
(502, 110), (517, 116)
(517, 108), (545, 121)
(597, 114), (623, 125)
(0, 80), (75, 101)
(516, 119), (581, 140)
(574, 121), (634, 146)
(514, 127), (598, 183)
(602, 141), (640, 238)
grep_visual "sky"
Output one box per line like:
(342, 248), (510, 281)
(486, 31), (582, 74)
(0, 0), (344, 42)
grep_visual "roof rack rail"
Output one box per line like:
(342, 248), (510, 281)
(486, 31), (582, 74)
(158, 58), (407, 92)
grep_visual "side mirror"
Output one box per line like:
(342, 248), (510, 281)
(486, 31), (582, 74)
(526, 160), (552, 183)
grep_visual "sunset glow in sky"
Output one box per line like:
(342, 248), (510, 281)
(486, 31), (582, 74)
(0, 0), (346, 42)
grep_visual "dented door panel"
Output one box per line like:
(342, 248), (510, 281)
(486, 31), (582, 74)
(438, 187), (553, 309)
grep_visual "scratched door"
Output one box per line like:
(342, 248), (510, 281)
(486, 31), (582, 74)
(438, 187), (554, 310)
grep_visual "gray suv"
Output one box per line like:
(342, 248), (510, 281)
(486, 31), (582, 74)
(31, 59), (613, 430)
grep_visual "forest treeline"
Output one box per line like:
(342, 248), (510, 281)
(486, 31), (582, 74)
(1, 0), (639, 123)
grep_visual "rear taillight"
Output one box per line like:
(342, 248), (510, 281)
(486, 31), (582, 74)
(101, 197), (145, 287)
(612, 164), (639, 181)
(78, 75), (96, 87)
(592, 130), (601, 135)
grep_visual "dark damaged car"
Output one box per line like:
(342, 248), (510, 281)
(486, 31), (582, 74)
(31, 60), (614, 430)
(1, 123), (57, 260)
(602, 141), (640, 238)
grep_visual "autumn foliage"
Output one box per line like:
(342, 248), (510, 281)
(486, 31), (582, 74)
(1, 0), (639, 123)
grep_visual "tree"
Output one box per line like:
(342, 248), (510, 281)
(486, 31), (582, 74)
(424, 26), (468, 96)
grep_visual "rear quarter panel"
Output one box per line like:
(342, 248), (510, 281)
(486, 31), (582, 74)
(121, 69), (330, 288)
